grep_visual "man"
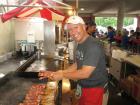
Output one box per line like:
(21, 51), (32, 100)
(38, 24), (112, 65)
(107, 26), (116, 43)
(39, 16), (108, 105)
(86, 21), (97, 37)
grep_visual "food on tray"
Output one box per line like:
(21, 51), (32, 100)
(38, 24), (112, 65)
(19, 82), (57, 105)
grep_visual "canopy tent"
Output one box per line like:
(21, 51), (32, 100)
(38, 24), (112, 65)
(0, 0), (71, 22)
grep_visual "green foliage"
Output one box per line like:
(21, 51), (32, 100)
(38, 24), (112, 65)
(95, 17), (117, 27)
(123, 17), (134, 26)
(95, 17), (134, 27)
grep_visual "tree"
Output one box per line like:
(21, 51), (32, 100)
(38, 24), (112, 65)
(95, 17), (134, 27)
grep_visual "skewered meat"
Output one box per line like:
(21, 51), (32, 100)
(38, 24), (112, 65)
(19, 82), (57, 105)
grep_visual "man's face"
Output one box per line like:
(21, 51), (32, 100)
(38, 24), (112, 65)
(66, 23), (86, 43)
(89, 25), (96, 33)
(92, 25), (96, 32)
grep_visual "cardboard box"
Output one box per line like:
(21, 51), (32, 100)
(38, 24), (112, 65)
(132, 82), (140, 103)
(120, 79), (133, 95)
(134, 75), (140, 83)
(120, 75), (140, 103)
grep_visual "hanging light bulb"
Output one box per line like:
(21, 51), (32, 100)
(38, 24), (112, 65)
(68, 10), (73, 16)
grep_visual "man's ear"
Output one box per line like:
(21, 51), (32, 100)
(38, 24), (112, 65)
(85, 25), (88, 30)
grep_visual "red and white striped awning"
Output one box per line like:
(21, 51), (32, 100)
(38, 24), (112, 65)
(0, 0), (70, 22)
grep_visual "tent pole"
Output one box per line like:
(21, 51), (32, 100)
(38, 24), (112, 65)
(0, 4), (72, 10)
(76, 0), (78, 15)
(52, 0), (72, 7)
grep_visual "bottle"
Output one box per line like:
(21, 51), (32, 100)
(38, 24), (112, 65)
(37, 50), (41, 60)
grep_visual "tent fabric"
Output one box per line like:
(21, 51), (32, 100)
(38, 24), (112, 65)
(0, 0), (67, 22)
(16, 0), (40, 17)
(40, 8), (52, 20)
(42, 0), (66, 8)
(16, 0), (65, 21)
(16, 8), (40, 17)
(0, 0), (33, 22)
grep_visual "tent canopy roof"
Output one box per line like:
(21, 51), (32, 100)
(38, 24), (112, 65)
(0, 0), (70, 22)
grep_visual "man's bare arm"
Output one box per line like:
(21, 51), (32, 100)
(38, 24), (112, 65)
(50, 65), (96, 81)
(62, 63), (77, 73)
(62, 65), (96, 80)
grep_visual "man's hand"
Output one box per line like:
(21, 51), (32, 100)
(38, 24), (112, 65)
(50, 70), (63, 81)
(38, 71), (53, 80)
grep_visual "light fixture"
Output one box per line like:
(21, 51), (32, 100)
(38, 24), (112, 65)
(68, 10), (73, 16)
(80, 8), (85, 11)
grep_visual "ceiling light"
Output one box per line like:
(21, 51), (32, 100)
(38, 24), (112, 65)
(80, 8), (85, 11)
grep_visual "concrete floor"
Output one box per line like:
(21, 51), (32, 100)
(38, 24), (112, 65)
(107, 82), (139, 105)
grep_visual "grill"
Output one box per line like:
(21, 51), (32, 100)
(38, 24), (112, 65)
(0, 55), (64, 105)
(0, 72), (46, 105)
